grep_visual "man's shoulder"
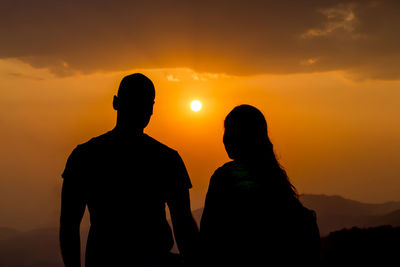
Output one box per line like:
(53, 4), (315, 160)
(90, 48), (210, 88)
(62, 132), (113, 179)
(72, 131), (114, 154)
(144, 134), (179, 156)
(144, 135), (191, 188)
(71, 132), (181, 160)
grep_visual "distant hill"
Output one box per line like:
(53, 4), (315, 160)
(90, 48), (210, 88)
(2, 194), (400, 266)
(188, 194), (400, 237)
(369, 209), (400, 226)
(299, 194), (400, 236)
(0, 227), (19, 240)
(321, 226), (400, 265)
(0, 228), (63, 267)
(300, 194), (400, 216)
(2, 224), (398, 266)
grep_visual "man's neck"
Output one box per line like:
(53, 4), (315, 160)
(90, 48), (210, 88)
(113, 124), (144, 137)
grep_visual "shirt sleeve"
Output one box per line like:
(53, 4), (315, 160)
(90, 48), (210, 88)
(174, 151), (192, 189)
(61, 145), (84, 180)
(164, 150), (192, 201)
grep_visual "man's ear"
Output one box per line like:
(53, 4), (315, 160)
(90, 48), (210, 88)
(113, 95), (119, 111)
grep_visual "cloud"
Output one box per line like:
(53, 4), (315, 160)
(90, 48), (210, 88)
(301, 4), (357, 38)
(166, 74), (180, 82)
(8, 72), (44, 81)
(1, 0), (400, 79)
(192, 72), (227, 81)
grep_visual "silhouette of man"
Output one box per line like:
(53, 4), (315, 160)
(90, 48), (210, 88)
(60, 73), (199, 267)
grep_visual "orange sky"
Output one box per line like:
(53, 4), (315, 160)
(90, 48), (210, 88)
(1, 0), (400, 229)
(1, 59), (400, 229)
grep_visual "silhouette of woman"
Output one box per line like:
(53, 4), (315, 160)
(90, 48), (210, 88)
(200, 105), (320, 266)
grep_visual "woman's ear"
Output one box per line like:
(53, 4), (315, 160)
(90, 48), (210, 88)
(113, 95), (119, 110)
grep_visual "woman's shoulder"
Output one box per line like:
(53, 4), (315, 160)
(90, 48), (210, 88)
(214, 161), (244, 175)
(212, 161), (253, 185)
(210, 161), (235, 181)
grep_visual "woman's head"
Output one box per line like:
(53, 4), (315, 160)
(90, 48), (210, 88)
(223, 104), (298, 199)
(223, 105), (271, 161)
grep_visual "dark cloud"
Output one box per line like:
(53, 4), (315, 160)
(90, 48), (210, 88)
(8, 72), (44, 81)
(1, 0), (400, 79)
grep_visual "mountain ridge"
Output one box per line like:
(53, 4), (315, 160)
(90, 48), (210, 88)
(2, 194), (400, 266)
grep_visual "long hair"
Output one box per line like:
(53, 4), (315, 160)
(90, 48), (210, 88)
(223, 104), (298, 200)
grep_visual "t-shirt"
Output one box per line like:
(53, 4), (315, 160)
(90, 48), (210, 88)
(200, 161), (319, 266)
(62, 130), (192, 265)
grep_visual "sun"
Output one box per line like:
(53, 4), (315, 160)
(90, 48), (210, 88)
(190, 100), (202, 112)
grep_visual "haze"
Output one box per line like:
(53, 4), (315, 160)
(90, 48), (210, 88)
(1, 0), (399, 230)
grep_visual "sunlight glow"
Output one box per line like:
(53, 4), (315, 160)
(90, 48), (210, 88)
(190, 100), (202, 112)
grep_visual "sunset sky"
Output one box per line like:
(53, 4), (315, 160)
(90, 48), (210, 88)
(1, 0), (400, 230)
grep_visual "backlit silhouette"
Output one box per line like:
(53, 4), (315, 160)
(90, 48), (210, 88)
(60, 73), (199, 267)
(200, 105), (320, 266)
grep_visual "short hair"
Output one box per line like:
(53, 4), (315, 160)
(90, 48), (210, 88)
(118, 73), (155, 100)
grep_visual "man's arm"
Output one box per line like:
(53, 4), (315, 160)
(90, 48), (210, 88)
(167, 188), (199, 264)
(60, 178), (86, 267)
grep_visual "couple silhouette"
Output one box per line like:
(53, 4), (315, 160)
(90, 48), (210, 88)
(60, 73), (320, 267)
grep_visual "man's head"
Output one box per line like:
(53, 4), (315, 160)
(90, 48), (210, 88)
(113, 73), (155, 131)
